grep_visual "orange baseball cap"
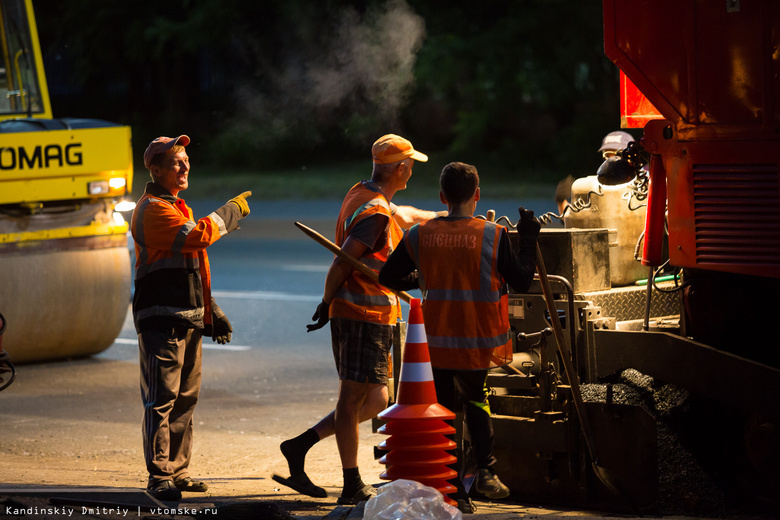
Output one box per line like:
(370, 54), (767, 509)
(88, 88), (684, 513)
(371, 134), (428, 164)
(143, 135), (191, 169)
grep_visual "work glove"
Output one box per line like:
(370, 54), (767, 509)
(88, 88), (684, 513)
(210, 300), (233, 344)
(517, 207), (541, 239)
(229, 191), (252, 217)
(306, 300), (330, 332)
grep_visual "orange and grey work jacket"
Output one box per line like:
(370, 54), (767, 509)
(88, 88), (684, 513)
(329, 181), (403, 325)
(404, 217), (512, 370)
(131, 182), (242, 332)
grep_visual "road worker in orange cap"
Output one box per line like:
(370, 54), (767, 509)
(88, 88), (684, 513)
(379, 161), (541, 513)
(274, 134), (445, 504)
(132, 135), (252, 501)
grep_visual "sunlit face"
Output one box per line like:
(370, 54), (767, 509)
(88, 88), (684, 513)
(398, 159), (414, 189)
(153, 149), (190, 196)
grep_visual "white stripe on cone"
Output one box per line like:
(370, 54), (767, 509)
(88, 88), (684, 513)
(399, 361), (434, 383)
(406, 322), (427, 344)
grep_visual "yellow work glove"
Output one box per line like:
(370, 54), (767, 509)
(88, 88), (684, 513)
(229, 191), (252, 217)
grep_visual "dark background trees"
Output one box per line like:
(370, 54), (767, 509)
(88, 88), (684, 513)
(33, 0), (621, 180)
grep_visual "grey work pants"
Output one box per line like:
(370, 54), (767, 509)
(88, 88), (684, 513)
(138, 324), (202, 483)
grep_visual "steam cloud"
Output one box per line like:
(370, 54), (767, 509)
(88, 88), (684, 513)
(233, 0), (426, 150)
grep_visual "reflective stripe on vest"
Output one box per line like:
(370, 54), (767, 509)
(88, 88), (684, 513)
(172, 219), (197, 252)
(207, 211), (228, 237)
(334, 286), (398, 308)
(427, 330), (512, 351)
(344, 197), (390, 234)
(134, 305), (205, 324)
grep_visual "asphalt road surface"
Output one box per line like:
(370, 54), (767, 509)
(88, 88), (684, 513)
(1, 197), (576, 520)
(1, 197), (769, 520)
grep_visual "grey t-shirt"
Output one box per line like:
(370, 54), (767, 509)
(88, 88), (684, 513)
(349, 213), (390, 253)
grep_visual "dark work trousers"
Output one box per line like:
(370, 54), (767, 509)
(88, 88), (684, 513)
(432, 368), (497, 470)
(138, 324), (202, 483)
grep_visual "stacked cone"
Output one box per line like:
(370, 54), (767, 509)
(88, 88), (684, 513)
(377, 298), (458, 504)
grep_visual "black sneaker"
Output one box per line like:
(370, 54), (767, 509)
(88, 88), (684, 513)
(475, 468), (510, 499)
(147, 479), (182, 501)
(456, 497), (477, 514)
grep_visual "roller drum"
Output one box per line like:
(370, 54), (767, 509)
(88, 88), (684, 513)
(0, 237), (130, 363)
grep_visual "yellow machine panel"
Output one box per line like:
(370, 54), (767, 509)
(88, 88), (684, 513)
(0, 125), (133, 204)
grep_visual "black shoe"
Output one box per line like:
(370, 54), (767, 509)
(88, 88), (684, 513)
(147, 479), (182, 501)
(174, 476), (208, 492)
(336, 484), (375, 505)
(272, 473), (327, 498)
(475, 468), (510, 499)
(457, 497), (477, 514)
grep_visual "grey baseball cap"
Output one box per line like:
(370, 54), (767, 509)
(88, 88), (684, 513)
(598, 131), (634, 152)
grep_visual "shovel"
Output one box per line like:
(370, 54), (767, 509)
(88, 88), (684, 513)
(535, 244), (637, 510)
(294, 221), (413, 303)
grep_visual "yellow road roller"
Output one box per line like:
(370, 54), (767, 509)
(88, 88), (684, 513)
(0, 0), (133, 363)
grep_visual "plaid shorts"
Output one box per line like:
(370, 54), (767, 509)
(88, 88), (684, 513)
(330, 317), (392, 384)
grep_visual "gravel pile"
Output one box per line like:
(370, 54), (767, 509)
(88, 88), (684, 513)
(582, 368), (730, 518)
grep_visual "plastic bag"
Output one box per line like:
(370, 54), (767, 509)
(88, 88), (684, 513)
(363, 479), (462, 520)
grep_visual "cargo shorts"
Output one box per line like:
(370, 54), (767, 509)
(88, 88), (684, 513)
(330, 317), (392, 384)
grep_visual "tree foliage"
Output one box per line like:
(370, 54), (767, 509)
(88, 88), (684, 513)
(33, 0), (620, 176)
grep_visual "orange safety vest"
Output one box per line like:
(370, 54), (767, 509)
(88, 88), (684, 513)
(131, 182), (241, 331)
(330, 181), (403, 325)
(404, 217), (512, 370)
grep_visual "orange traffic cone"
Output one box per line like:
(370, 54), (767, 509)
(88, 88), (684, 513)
(377, 298), (458, 503)
(380, 298), (454, 421)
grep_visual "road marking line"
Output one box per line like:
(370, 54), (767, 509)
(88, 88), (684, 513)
(113, 338), (252, 351)
(211, 290), (321, 302)
(203, 344), (252, 351)
(281, 264), (329, 272)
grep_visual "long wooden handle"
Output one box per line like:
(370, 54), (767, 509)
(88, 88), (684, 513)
(294, 221), (413, 304)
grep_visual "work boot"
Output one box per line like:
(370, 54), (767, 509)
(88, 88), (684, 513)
(147, 479), (182, 501)
(475, 467), (510, 499)
(457, 497), (477, 514)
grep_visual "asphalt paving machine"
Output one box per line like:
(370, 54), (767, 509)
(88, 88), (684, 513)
(0, 0), (133, 363)
(482, 0), (779, 514)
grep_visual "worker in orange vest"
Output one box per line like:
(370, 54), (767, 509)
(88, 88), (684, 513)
(274, 134), (444, 505)
(379, 161), (540, 512)
(132, 135), (252, 501)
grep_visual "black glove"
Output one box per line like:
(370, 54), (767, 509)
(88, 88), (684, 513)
(518, 207), (541, 239)
(210, 300), (232, 344)
(306, 300), (330, 332)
